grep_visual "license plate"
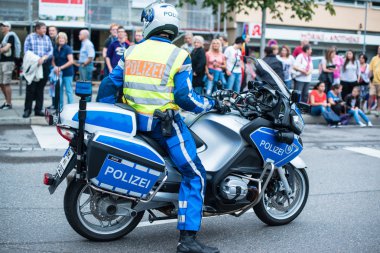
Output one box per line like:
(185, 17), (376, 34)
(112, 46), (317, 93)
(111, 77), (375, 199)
(56, 147), (74, 177)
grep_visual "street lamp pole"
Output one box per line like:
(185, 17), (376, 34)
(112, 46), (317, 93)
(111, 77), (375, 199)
(363, 0), (368, 54)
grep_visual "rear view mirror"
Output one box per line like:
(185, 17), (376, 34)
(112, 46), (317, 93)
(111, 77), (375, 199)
(248, 81), (255, 90)
(216, 80), (223, 90)
(75, 81), (92, 98)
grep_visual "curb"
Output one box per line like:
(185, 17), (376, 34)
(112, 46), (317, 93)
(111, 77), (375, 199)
(302, 114), (380, 126)
(1, 113), (380, 126)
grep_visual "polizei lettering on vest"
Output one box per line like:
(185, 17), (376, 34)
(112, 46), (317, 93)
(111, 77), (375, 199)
(125, 60), (165, 79)
(259, 140), (285, 156)
(104, 166), (151, 189)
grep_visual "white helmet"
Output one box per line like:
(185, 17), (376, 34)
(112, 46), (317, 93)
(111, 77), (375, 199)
(141, 1), (179, 41)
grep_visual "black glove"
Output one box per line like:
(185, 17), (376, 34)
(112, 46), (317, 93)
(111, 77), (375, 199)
(214, 100), (230, 114)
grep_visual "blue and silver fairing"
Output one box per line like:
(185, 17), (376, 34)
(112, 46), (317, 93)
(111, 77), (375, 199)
(59, 103), (137, 136)
(250, 127), (303, 167)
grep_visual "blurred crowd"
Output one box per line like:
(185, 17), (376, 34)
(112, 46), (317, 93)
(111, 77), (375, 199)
(180, 33), (380, 128)
(1, 21), (380, 127)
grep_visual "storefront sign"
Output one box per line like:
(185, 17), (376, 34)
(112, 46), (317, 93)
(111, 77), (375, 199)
(246, 22), (378, 45)
(301, 32), (360, 44)
(38, 0), (85, 27)
(248, 23), (262, 38)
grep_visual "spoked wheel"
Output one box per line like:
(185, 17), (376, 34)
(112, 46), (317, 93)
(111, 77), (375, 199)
(64, 180), (144, 241)
(254, 167), (309, 226)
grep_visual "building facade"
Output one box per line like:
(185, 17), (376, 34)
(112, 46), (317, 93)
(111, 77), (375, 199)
(0, 0), (216, 55)
(232, 0), (380, 57)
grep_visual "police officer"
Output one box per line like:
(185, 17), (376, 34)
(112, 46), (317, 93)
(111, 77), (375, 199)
(109, 2), (227, 252)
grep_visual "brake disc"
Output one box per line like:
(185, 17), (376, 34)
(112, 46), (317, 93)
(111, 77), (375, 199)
(269, 177), (301, 212)
(268, 192), (289, 212)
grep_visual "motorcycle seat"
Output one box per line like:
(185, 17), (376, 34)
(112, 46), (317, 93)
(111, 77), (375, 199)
(138, 130), (205, 157)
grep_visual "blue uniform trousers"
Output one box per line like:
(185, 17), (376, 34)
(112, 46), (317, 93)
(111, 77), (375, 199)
(146, 115), (206, 231)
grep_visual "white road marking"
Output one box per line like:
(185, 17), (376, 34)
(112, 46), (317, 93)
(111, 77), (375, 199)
(31, 126), (68, 150)
(344, 147), (380, 159)
(137, 209), (254, 228)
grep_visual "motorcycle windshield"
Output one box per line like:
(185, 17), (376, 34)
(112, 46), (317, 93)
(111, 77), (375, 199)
(255, 59), (291, 99)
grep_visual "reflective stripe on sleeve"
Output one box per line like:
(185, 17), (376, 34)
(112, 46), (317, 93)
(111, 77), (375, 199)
(178, 215), (186, 223)
(178, 64), (192, 73)
(117, 58), (125, 69)
(179, 201), (188, 209)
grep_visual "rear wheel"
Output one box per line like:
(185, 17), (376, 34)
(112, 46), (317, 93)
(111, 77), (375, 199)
(64, 180), (144, 241)
(253, 167), (309, 226)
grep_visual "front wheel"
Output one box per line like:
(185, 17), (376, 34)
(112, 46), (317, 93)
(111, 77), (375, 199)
(253, 167), (309, 226)
(64, 180), (144, 241)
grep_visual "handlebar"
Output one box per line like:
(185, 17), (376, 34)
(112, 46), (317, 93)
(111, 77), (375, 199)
(212, 89), (261, 119)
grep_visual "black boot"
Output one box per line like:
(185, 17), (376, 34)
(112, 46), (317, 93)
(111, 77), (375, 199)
(177, 230), (219, 253)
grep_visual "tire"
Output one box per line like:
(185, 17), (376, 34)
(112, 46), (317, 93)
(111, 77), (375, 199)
(64, 180), (144, 241)
(253, 168), (309, 226)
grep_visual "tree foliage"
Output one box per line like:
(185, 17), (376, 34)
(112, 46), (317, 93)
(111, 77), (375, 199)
(179, 0), (336, 22)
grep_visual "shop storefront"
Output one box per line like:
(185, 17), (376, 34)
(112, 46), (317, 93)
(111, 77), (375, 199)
(239, 23), (380, 58)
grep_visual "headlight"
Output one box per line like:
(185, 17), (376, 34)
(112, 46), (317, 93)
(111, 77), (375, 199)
(291, 111), (304, 134)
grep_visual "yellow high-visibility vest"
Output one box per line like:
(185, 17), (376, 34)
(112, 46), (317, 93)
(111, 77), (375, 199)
(123, 39), (189, 115)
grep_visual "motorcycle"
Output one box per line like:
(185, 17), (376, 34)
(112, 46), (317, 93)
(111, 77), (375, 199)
(44, 58), (310, 241)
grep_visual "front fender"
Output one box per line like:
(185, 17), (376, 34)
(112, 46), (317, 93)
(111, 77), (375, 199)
(290, 156), (307, 169)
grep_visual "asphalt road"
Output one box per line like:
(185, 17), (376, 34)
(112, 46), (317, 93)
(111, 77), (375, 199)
(0, 125), (380, 253)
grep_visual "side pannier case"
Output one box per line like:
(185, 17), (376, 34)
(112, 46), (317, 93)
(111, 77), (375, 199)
(86, 131), (166, 199)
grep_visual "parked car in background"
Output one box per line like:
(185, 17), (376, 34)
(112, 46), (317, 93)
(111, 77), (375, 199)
(311, 56), (323, 86)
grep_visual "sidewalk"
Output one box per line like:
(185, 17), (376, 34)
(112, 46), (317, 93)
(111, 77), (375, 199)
(0, 82), (379, 126)
(0, 82), (99, 126)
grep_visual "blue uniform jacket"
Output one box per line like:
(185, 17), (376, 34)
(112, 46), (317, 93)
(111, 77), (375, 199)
(101, 36), (215, 131)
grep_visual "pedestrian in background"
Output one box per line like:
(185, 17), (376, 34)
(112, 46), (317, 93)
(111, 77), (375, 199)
(218, 35), (228, 53)
(263, 46), (284, 81)
(243, 55), (256, 91)
(205, 39), (226, 95)
(358, 54), (370, 112)
(369, 45), (380, 118)
(134, 29), (144, 44)
(293, 44), (313, 103)
(309, 82), (328, 116)
(327, 83), (345, 116)
(52, 32), (74, 110)
(102, 23), (119, 78)
(224, 36), (244, 92)
(47, 26), (58, 109)
(240, 35), (251, 91)
(106, 26), (128, 102)
(0, 21), (19, 110)
(292, 39), (309, 58)
(77, 29), (95, 81)
(23, 21), (53, 118)
(332, 49), (344, 84)
(278, 45), (294, 89)
(340, 50), (359, 100)
(48, 26), (58, 45)
(106, 26), (128, 73)
(190, 35), (206, 95)
(320, 47), (336, 92)
(181, 32), (193, 54)
(345, 86), (372, 127)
